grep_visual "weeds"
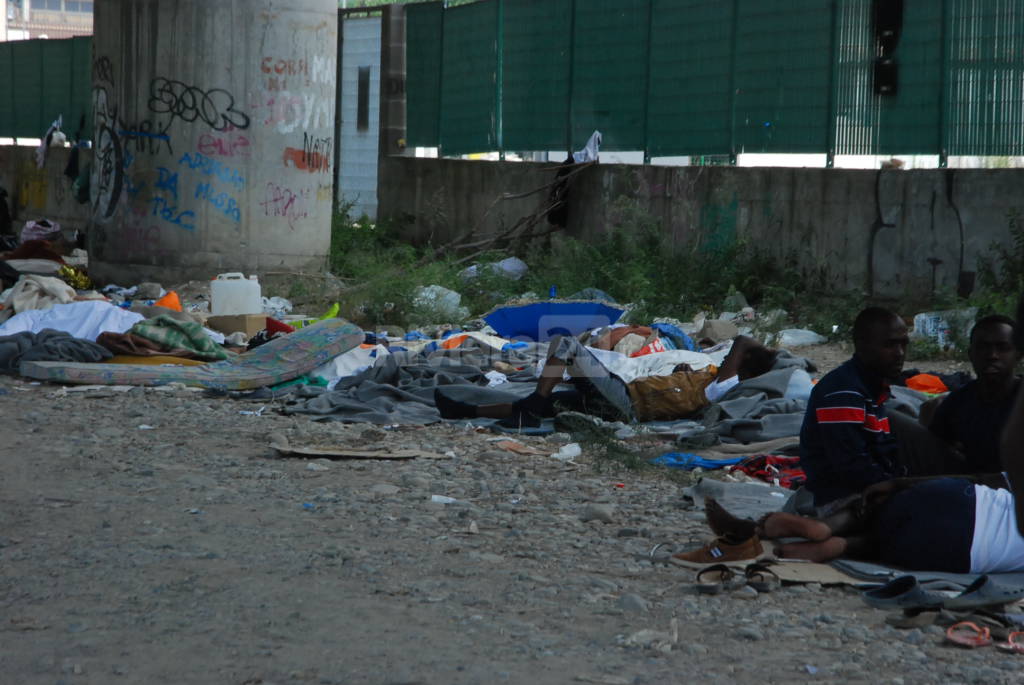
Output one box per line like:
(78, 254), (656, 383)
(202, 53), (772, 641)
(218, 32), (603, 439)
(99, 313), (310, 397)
(322, 198), (1022, 359)
(974, 208), (1024, 318)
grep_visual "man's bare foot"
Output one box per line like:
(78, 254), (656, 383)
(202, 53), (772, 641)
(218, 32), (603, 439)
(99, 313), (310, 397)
(761, 512), (832, 542)
(704, 497), (757, 541)
(774, 536), (848, 563)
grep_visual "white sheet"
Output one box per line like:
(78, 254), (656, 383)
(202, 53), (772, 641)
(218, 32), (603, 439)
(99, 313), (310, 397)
(0, 300), (144, 341)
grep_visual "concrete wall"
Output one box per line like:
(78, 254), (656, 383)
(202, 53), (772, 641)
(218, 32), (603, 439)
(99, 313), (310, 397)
(0, 145), (91, 233)
(89, 0), (338, 284)
(378, 157), (1023, 300)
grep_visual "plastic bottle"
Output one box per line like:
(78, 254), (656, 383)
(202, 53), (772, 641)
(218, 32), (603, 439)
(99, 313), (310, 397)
(549, 285), (557, 298)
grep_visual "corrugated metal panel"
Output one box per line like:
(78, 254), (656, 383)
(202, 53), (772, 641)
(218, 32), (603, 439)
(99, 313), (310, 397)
(877, 0), (943, 154)
(11, 40), (44, 137)
(502, 0), (571, 151)
(404, 0), (1024, 159)
(405, 1), (443, 147)
(833, 0), (879, 156)
(439, 0), (498, 155)
(647, 0), (733, 157)
(339, 16), (382, 220)
(69, 36), (93, 137)
(732, 0), (832, 153)
(41, 37), (72, 133)
(0, 37), (90, 139)
(571, 0), (648, 151)
(0, 43), (14, 137)
(946, 0), (1024, 155)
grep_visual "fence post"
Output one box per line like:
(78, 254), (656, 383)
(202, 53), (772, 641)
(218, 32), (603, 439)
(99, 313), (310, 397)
(825, 0), (838, 168)
(495, 0), (504, 160)
(727, 0), (739, 165)
(436, 2), (446, 157)
(565, 0), (576, 155)
(642, 0), (653, 164)
(937, 0), (950, 167)
(333, 9), (344, 213)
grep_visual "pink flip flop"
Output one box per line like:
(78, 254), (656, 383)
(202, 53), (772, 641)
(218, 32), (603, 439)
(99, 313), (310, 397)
(996, 631), (1024, 654)
(946, 621), (993, 649)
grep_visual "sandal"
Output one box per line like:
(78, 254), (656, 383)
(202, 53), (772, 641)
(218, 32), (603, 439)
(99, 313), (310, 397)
(996, 631), (1024, 654)
(945, 621), (993, 649)
(744, 563), (780, 593)
(695, 564), (741, 595)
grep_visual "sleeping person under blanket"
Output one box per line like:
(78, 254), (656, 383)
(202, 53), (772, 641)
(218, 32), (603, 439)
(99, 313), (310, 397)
(434, 334), (777, 428)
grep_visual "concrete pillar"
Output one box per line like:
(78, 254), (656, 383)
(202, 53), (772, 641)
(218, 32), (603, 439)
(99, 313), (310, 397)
(89, 0), (338, 284)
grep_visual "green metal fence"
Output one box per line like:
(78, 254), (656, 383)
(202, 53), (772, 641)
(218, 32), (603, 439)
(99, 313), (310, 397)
(406, 0), (1024, 164)
(0, 36), (92, 139)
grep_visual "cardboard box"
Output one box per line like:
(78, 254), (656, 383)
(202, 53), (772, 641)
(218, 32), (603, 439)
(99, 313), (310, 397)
(206, 314), (266, 337)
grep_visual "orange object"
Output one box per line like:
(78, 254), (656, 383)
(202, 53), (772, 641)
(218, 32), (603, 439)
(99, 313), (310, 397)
(440, 333), (469, 349)
(629, 337), (667, 357)
(905, 373), (948, 395)
(153, 290), (182, 311)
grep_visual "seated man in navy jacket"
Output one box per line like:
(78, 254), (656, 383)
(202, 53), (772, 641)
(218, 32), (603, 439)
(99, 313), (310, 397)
(799, 307), (965, 511)
(929, 315), (1021, 474)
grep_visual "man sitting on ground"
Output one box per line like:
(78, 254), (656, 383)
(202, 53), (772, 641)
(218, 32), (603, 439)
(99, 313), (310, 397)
(798, 307), (965, 513)
(435, 334), (776, 427)
(929, 315), (1021, 475)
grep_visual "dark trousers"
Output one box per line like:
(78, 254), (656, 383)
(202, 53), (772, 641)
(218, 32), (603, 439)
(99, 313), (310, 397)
(888, 408), (968, 477)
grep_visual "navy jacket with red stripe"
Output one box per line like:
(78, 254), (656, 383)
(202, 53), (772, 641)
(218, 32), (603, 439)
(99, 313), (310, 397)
(799, 356), (904, 506)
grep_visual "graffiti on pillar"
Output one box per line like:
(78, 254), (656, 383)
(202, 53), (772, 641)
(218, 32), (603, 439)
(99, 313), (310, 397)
(282, 132), (332, 173)
(197, 127), (251, 158)
(259, 54), (335, 90)
(118, 123), (174, 156)
(149, 196), (196, 231)
(252, 91), (331, 134)
(260, 182), (310, 230)
(155, 167), (180, 200)
(178, 151), (244, 224)
(148, 77), (251, 131)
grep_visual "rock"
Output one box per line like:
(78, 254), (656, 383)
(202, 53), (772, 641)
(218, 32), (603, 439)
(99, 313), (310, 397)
(618, 593), (649, 613)
(580, 503), (615, 523)
(616, 528), (640, 538)
(722, 292), (749, 311)
(904, 628), (926, 645)
(697, 319), (739, 343)
(589, 577), (619, 592)
(733, 585), (759, 600)
(369, 483), (401, 496)
(306, 462), (329, 472)
(777, 329), (827, 347)
(360, 428), (388, 442)
(136, 282), (163, 299)
(737, 626), (764, 641)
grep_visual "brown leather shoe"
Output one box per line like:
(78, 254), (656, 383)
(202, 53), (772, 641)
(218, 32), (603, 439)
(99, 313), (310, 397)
(669, 535), (765, 568)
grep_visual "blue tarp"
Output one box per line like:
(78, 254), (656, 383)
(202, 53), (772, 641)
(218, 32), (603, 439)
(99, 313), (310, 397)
(484, 301), (625, 342)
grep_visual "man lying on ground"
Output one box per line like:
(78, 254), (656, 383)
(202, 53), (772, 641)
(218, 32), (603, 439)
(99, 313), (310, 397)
(435, 334), (776, 427)
(798, 307), (965, 513)
(929, 315), (1021, 475)
(676, 477), (1022, 573)
(1002, 293), (1024, 535)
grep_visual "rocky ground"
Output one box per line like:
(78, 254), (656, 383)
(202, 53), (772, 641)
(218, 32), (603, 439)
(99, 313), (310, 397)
(0, 345), (1013, 685)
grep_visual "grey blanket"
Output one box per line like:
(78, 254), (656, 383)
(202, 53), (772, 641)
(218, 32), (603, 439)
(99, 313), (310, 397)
(283, 341), (820, 439)
(283, 340), (549, 424)
(0, 329), (112, 374)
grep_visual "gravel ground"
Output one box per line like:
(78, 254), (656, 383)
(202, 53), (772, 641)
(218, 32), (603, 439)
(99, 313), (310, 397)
(1, 345), (1014, 685)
